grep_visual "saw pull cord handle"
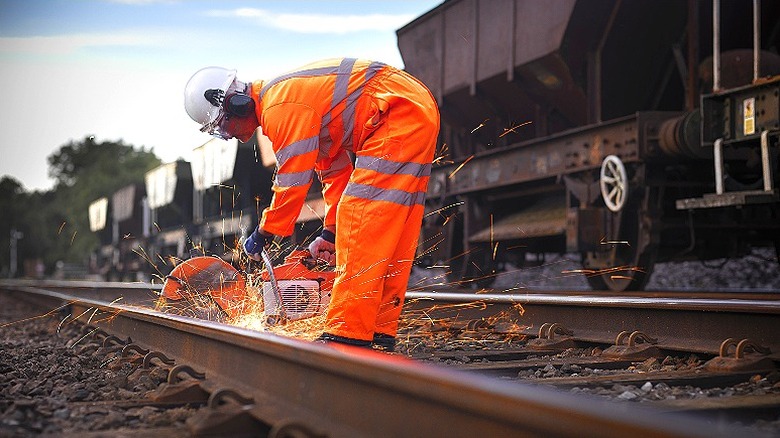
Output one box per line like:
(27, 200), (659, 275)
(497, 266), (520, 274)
(260, 247), (287, 325)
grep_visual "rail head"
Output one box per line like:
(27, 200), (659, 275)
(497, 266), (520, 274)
(1, 283), (762, 438)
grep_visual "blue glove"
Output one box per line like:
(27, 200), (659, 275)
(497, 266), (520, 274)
(308, 229), (336, 266)
(244, 228), (273, 261)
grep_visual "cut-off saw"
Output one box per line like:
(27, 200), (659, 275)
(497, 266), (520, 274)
(160, 248), (334, 325)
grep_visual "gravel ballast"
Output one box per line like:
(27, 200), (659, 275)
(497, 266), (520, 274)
(0, 295), (199, 437)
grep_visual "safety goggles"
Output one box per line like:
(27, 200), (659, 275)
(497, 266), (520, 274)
(200, 111), (232, 140)
(200, 88), (252, 140)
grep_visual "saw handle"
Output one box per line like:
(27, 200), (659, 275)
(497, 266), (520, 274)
(260, 247), (287, 324)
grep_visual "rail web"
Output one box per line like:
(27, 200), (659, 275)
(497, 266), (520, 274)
(0, 282), (761, 437)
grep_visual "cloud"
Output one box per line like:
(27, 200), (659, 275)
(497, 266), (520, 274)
(206, 8), (415, 34)
(104, 0), (177, 4)
(0, 33), (158, 55)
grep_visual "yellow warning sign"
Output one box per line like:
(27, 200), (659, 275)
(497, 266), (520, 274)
(743, 97), (755, 136)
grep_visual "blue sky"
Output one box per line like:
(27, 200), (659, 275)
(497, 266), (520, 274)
(0, 0), (442, 191)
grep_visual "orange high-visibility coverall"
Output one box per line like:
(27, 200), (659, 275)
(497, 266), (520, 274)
(251, 58), (439, 343)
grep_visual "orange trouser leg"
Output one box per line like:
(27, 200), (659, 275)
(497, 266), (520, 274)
(373, 203), (425, 337)
(325, 196), (411, 341)
(324, 70), (439, 342)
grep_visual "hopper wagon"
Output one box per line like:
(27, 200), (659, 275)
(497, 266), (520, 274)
(398, 0), (780, 290)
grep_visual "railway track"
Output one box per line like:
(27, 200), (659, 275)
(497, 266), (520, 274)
(1, 280), (778, 437)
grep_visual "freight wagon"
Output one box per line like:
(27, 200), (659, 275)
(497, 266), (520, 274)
(88, 134), (325, 281)
(88, 183), (148, 281)
(398, 0), (780, 290)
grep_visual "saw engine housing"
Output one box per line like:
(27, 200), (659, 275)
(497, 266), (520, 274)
(259, 249), (334, 322)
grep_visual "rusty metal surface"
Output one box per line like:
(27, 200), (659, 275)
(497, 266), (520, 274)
(403, 290), (780, 359)
(397, 0), (691, 159)
(397, 0), (687, 125)
(676, 189), (780, 209)
(429, 113), (678, 198)
(0, 279), (159, 306)
(397, 0), (576, 98)
(5, 280), (778, 355)
(0, 282), (756, 437)
(702, 76), (780, 146)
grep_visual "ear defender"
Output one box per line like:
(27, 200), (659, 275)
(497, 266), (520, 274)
(225, 93), (255, 117)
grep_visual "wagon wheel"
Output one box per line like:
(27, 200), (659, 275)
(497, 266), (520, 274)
(582, 211), (656, 292)
(583, 158), (658, 292)
(600, 155), (628, 213)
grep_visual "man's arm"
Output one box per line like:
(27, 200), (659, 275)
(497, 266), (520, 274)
(258, 104), (321, 237)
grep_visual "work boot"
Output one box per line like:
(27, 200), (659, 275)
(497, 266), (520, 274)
(371, 333), (396, 353)
(316, 333), (372, 348)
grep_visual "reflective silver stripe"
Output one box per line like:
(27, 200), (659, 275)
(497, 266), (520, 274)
(320, 58), (356, 157)
(354, 156), (431, 178)
(318, 150), (353, 180)
(340, 62), (386, 152)
(260, 59), (388, 158)
(333, 58), (355, 101)
(276, 136), (318, 168)
(343, 182), (426, 206)
(259, 66), (341, 100)
(276, 170), (314, 187)
(337, 59), (363, 151)
(365, 61), (385, 82)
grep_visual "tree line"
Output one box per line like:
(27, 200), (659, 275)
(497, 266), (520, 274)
(0, 136), (160, 278)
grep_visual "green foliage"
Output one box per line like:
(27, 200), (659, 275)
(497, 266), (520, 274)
(48, 136), (160, 192)
(0, 136), (161, 277)
(0, 177), (64, 277)
(46, 136), (161, 268)
(0, 176), (24, 276)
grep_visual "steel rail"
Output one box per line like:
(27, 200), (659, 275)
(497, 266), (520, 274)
(0, 283), (751, 438)
(403, 291), (780, 358)
(3, 279), (779, 356)
(407, 291), (780, 312)
(3, 278), (779, 356)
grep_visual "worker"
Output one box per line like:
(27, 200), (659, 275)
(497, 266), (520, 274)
(184, 58), (440, 351)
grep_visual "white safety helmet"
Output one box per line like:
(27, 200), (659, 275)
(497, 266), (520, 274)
(184, 66), (237, 138)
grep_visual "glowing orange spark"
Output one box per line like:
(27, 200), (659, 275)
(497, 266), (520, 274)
(0, 301), (76, 329)
(489, 214), (494, 259)
(424, 201), (464, 218)
(498, 120), (532, 138)
(86, 307), (100, 325)
(69, 327), (99, 348)
(471, 119), (489, 134)
(448, 155), (474, 179)
(599, 236), (631, 246)
(561, 269), (595, 274)
(56, 313), (72, 334)
(432, 143), (452, 166)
